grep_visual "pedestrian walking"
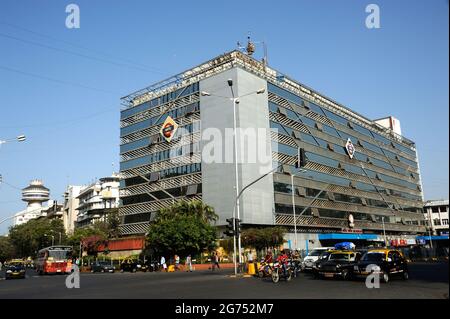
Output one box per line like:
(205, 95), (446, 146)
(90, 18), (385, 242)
(160, 256), (167, 272)
(185, 254), (192, 272)
(211, 252), (220, 271)
(175, 254), (180, 271)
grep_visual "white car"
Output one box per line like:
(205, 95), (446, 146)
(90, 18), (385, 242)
(301, 247), (335, 271)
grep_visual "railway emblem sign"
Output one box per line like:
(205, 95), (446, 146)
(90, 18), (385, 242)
(345, 138), (356, 159)
(160, 116), (178, 142)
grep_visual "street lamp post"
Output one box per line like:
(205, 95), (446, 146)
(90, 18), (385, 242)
(201, 81), (265, 273)
(382, 216), (387, 247)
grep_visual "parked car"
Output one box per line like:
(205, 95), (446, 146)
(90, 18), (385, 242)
(301, 247), (335, 271)
(4, 260), (26, 279)
(314, 250), (362, 280)
(90, 261), (115, 273)
(136, 260), (151, 272)
(120, 259), (138, 273)
(353, 249), (409, 283)
(311, 249), (334, 271)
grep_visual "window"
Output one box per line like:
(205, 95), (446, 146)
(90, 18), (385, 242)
(434, 219), (441, 226)
(432, 206), (439, 213)
(309, 103), (326, 116)
(322, 109), (348, 126)
(277, 107), (288, 117)
(274, 182), (292, 194)
(439, 206), (448, 212)
(323, 124), (341, 138)
(186, 184), (199, 196)
(318, 209), (347, 219)
(306, 188), (327, 199)
(442, 219), (449, 225)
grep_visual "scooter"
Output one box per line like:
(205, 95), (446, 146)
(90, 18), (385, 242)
(258, 260), (273, 278)
(271, 261), (293, 283)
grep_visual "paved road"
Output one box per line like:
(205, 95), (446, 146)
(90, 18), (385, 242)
(0, 262), (447, 299)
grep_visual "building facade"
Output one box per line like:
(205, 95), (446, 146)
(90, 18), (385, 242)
(13, 180), (50, 226)
(119, 51), (426, 247)
(39, 200), (64, 220)
(63, 185), (85, 234)
(76, 175), (120, 228)
(424, 200), (449, 236)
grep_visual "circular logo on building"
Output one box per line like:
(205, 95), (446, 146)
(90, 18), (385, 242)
(348, 214), (355, 228)
(160, 116), (178, 142)
(345, 138), (356, 159)
(162, 122), (175, 138)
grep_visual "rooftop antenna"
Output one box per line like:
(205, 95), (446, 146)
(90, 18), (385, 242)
(237, 33), (268, 67)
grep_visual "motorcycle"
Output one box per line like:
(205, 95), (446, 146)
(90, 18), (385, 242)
(271, 261), (293, 283)
(258, 260), (273, 278)
(289, 258), (302, 278)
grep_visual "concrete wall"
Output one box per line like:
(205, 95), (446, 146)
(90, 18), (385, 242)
(200, 67), (274, 226)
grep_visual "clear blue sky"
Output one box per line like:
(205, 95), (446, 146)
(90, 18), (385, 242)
(0, 0), (448, 234)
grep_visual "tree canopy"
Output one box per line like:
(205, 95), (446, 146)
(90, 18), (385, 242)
(0, 236), (15, 262)
(8, 218), (66, 258)
(240, 227), (287, 251)
(146, 200), (218, 257)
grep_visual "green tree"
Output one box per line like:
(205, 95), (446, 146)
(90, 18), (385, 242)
(0, 236), (15, 262)
(241, 227), (287, 254)
(67, 225), (107, 257)
(8, 218), (66, 258)
(66, 209), (121, 257)
(146, 200), (218, 257)
(158, 200), (218, 223)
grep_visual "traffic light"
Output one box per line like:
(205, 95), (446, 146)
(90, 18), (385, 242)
(224, 218), (235, 237)
(234, 218), (241, 237)
(296, 148), (308, 168)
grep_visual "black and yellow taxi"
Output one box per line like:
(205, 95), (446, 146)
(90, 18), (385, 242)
(353, 249), (409, 283)
(314, 250), (362, 280)
(4, 259), (27, 279)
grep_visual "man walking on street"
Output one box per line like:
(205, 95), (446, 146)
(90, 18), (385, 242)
(211, 252), (220, 271)
(160, 256), (167, 272)
(185, 254), (192, 272)
(175, 254), (180, 271)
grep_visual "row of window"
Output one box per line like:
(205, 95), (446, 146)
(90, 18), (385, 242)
(120, 118), (200, 155)
(121, 102), (200, 137)
(270, 120), (416, 178)
(273, 139), (420, 192)
(274, 203), (421, 225)
(429, 206), (448, 213)
(120, 122), (201, 171)
(121, 184), (202, 206)
(267, 83), (417, 158)
(273, 182), (422, 213)
(122, 163), (202, 188)
(433, 219), (449, 226)
(121, 82), (199, 120)
(273, 161), (422, 202)
(270, 104), (418, 171)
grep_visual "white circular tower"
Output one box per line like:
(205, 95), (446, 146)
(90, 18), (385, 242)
(21, 179), (50, 208)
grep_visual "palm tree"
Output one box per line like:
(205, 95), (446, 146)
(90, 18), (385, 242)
(157, 200), (218, 223)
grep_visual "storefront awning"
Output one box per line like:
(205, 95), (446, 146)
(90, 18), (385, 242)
(416, 236), (449, 241)
(319, 233), (378, 240)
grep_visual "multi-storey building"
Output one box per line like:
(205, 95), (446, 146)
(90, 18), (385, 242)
(424, 200), (449, 236)
(39, 200), (64, 220)
(119, 50), (426, 248)
(76, 175), (120, 228)
(63, 185), (85, 234)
